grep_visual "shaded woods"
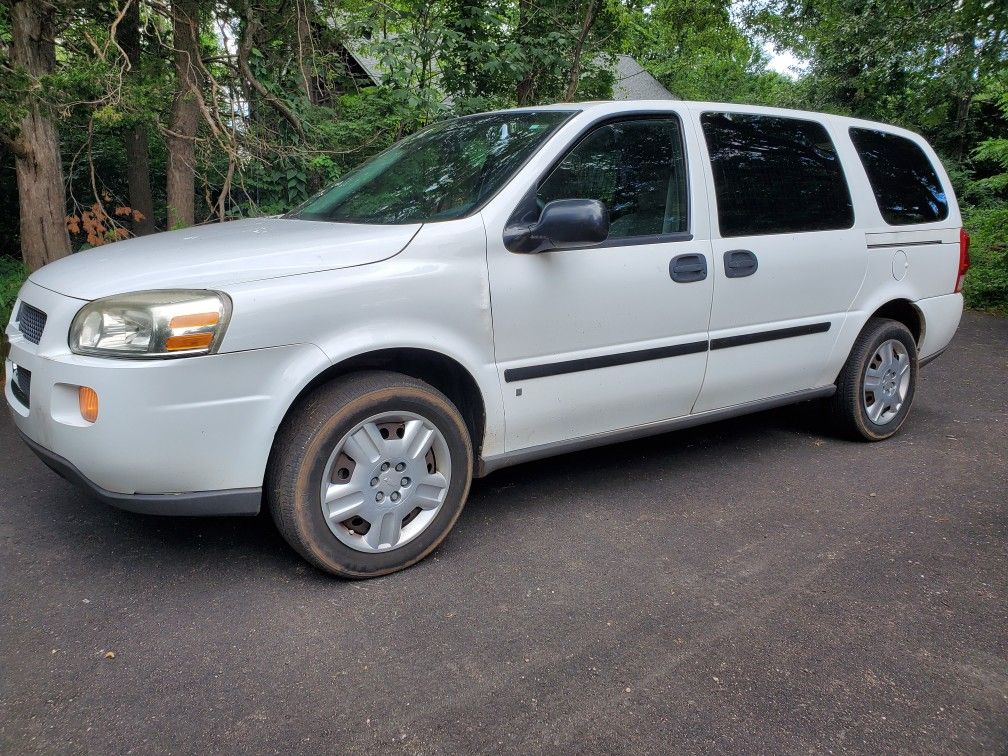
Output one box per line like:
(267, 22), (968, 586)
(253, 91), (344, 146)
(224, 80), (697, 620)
(0, 0), (1006, 312)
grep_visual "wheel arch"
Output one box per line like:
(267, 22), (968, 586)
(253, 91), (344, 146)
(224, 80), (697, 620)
(826, 298), (927, 386)
(869, 298), (925, 345)
(272, 347), (489, 467)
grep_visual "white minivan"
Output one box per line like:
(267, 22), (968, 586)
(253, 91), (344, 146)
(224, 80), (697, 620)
(6, 100), (968, 577)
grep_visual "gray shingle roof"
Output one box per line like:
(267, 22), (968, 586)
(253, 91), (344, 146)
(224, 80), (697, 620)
(611, 55), (676, 100)
(343, 42), (675, 102)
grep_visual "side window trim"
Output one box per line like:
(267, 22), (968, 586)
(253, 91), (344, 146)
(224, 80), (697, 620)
(505, 111), (694, 249)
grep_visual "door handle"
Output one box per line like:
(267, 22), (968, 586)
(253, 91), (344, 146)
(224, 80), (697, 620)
(724, 249), (758, 278)
(669, 253), (707, 283)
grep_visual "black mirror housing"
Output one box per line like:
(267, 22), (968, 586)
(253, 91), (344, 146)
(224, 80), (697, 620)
(504, 198), (610, 254)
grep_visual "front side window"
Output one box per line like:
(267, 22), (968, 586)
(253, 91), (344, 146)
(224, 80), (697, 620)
(289, 110), (573, 224)
(701, 112), (854, 237)
(849, 128), (948, 225)
(537, 118), (688, 240)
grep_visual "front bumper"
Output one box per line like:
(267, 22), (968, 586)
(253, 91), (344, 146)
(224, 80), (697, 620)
(6, 280), (330, 514)
(17, 428), (261, 515)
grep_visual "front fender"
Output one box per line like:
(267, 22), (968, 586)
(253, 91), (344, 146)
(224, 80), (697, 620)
(219, 215), (505, 458)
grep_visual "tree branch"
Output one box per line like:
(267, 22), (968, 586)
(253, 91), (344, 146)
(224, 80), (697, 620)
(1, 132), (30, 160)
(237, 12), (307, 140)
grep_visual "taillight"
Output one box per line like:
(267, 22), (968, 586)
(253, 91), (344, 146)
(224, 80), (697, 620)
(955, 227), (970, 293)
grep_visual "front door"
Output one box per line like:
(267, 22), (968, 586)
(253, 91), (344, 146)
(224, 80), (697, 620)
(484, 113), (714, 452)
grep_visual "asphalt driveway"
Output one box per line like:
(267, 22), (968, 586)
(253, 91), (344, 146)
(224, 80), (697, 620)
(2, 311), (1006, 755)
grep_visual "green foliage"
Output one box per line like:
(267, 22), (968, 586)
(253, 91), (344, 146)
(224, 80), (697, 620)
(622, 0), (799, 106)
(743, 0), (1008, 158)
(0, 66), (30, 139)
(962, 207), (1008, 313)
(233, 88), (417, 217)
(971, 78), (1008, 199)
(0, 257), (27, 329)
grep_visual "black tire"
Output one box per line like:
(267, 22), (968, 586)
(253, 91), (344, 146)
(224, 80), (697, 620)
(267, 370), (473, 578)
(829, 317), (918, 441)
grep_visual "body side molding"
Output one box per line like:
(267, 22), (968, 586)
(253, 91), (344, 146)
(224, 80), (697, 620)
(505, 322), (833, 383)
(503, 340), (708, 383)
(710, 321), (831, 350)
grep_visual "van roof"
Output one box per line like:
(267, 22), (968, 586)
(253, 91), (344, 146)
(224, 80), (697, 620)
(494, 100), (925, 142)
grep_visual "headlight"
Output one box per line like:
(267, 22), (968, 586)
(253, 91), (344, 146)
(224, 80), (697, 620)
(69, 290), (232, 358)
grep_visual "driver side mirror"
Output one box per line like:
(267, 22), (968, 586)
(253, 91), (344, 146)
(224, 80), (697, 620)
(504, 198), (610, 254)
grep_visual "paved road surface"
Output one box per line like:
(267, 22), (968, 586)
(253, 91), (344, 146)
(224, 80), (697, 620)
(2, 311), (1006, 754)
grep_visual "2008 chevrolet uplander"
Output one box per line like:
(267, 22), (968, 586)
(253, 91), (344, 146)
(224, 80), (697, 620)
(6, 101), (968, 577)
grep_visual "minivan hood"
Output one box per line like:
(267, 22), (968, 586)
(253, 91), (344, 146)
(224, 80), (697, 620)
(29, 218), (421, 300)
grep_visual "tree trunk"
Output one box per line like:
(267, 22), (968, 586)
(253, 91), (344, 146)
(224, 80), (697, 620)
(238, 13), (306, 139)
(514, 0), (537, 106)
(9, 0), (71, 271)
(125, 125), (155, 233)
(120, 0), (155, 235)
(564, 0), (598, 101)
(166, 0), (200, 229)
(952, 92), (973, 161)
(295, 0), (318, 104)
(515, 75), (536, 107)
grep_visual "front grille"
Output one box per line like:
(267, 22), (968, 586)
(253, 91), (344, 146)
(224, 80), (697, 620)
(17, 302), (47, 345)
(11, 365), (31, 408)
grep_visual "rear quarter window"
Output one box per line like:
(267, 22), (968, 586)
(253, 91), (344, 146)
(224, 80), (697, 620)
(849, 128), (949, 225)
(701, 112), (854, 237)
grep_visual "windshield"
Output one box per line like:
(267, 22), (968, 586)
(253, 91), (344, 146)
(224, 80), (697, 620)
(288, 110), (574, 225)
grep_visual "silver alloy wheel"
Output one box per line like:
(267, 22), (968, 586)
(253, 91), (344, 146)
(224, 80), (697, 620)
(319, 411), (451, 553)
(862, 338), (911, 425)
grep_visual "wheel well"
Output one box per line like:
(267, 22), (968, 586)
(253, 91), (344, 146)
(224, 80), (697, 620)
(283, 348), (487, 459)
(870, 299), (923, 344)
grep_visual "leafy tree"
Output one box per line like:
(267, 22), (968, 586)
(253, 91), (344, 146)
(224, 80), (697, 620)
(621, 0), (797, 105)
(972, 75), (1008, 198)
(742, 0), (1008, 160)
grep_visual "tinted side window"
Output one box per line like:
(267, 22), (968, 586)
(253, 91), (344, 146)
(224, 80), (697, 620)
(849, 128), (948, 225)
(537, 118), (688, 239)
(701, 112), (854, 237)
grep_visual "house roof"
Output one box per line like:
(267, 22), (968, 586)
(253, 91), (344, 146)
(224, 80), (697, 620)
(342, 43), (675, 102)
(345, 47), (383, 86)
(611, 55), (676, 100)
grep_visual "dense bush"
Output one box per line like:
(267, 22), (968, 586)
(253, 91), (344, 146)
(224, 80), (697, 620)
(962, 207), (1008, 313)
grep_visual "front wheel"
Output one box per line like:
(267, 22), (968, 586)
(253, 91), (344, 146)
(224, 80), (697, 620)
(829, 317), (918, 441)
(267, 371), (473, 578)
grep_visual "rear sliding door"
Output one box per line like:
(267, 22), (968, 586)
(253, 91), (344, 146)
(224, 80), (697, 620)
(693, 111), (866, 413)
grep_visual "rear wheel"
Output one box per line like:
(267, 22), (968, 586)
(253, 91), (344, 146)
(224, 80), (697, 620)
(829, 317), (918, 441)
(267, 371), (473, 578)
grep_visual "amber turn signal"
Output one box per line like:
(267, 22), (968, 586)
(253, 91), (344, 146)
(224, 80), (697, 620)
(168, 312), (220, 329)
(165, 332), (214, 351)
(78, 386), (99, 423)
